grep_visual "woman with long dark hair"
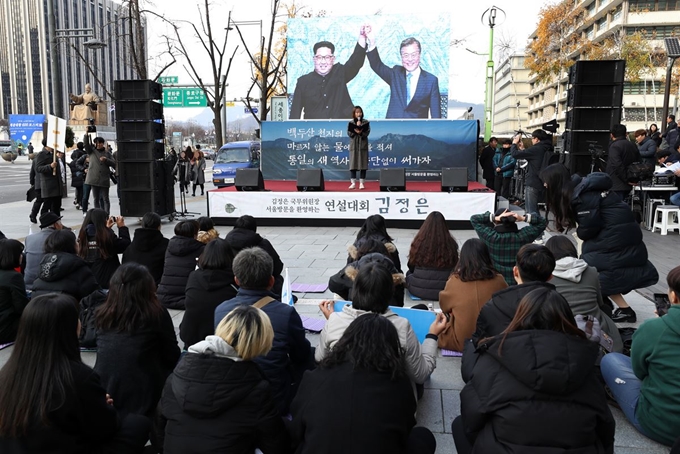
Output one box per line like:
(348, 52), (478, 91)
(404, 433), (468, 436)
(292, 314), (436, 454)
(438, 238), (507, 352)
(77, 208), (131, 289)
(347, 105), (370, 190)
(31, 229), (100, 301)
(350, 214), (401, 271)
(94, 263), (180, 417)
(160, 305), (290, 453)
(180, 239), (237, 348)
(157, 220), (205, 310)
(191, 150), (206, 196)
(0, 294), (149, 453)
(406, 211), (459, 300)
(173, 148), (192, 194)
(649, 123), (662, 147)
(453, 287), (615, 453)
(540, 163), (658, 323)
(0, 239), (29, 344)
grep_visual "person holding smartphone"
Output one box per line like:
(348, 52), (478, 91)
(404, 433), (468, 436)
(347, 105), (370, 190)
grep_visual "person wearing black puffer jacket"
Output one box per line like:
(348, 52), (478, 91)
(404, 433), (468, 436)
(607, 124), (640, 200)
(157, 220), (205, 310)
(77, 209), (131, 289)
(122, 212), (169, 286)
(225, 215), (284, 298)
(541, 164), (659, 324)
(180, 239), (237, 348)
(511, 129), (553, 216)
(453, 288), (615, 454)
(31, 230), (100, 301)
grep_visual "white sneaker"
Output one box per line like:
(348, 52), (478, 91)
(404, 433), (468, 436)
(83, 212), (87, 218)
(359, 182), (365, 190)
(349, 182), (356, 189)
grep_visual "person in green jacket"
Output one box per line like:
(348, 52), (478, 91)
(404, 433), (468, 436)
(601, 265), (680, 446)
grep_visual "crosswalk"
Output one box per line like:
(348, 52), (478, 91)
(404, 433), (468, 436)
(0, 162), (32, 186)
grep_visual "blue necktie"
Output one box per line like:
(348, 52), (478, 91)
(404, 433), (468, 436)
(406, 73), (412, 105)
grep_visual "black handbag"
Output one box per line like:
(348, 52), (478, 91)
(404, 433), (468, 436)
(26, 186), (36, 202)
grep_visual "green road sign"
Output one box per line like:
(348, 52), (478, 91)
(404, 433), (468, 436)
(162, 87), (208, 108)
(158, 76), (178, 84)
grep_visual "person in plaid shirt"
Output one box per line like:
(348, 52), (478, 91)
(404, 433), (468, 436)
(470, 208), (547, 286)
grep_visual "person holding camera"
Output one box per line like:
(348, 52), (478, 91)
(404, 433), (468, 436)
(470, 208), (547, 286)
(77, 208), (131, 289)
(84, 136), (115, 215)
(511, 129), (553, 216)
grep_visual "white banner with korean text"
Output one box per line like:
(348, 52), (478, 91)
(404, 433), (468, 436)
(208, 190), (494, 221)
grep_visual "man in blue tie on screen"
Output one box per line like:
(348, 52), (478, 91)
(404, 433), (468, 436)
(365, 27), (441, 119)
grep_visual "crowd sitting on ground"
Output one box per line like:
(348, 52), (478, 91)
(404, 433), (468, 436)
(1, 190), (680, 452)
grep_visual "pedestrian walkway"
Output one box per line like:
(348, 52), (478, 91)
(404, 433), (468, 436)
(0, 187), (675, 453)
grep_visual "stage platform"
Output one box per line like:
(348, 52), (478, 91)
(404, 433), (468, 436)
(207, 180), (495, 228)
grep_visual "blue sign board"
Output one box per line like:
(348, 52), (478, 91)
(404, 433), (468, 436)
(9, 114), (45, 148)
(261, 119), (479, 181)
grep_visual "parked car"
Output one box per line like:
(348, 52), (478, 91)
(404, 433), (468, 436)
(202, 148), (215, 160)
(212, 141), (260, 188)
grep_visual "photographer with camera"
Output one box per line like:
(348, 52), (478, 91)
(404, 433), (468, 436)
(470, 208), (548, 286)
(511, 129), (553, 216)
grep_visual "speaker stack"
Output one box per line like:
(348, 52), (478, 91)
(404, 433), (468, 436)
(564, 60), (625, 176)
(115, 80), (174, 217)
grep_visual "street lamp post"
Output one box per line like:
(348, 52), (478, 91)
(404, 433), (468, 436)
(482, 6), (504, 142)
(661, 37), (680, 133)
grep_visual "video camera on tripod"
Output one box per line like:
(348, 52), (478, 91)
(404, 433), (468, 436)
(586, 140), (606, 172)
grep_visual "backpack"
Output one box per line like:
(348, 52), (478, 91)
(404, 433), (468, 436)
(79, 290), (107, 348)
(626, 161), (655, 183)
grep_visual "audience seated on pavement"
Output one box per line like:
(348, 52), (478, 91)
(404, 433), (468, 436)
(453, 287), (615, 454)
(196, 216), (219, 244)
(601, 265), (680, 447)
(157, 220), (205, 310)
(180, 238), (237, 348)
(472, 244), (556, 344)
(122, 212), (169, 286)
(541, 164), (659, 324)
(0, 294), (150, 453)
(545, 235), (623, 353)
(94, 263), (180, 418)
(77, 209), (131, 289)
(317, 261), (445, 390)
(470, 207), (547, 286)
(291, 314), (437, 454)
(31, 229), (100, 301)
(214, 247), (313, 415)
(438, 238), (507, 352)
(160, 305), (290, 454)
(349, 214), (403, 273)
(330, 238), (405, 307)
(0, 239), (29, 344)
(224, 215), (285, 298)
(23, 212), (63, 290)
(405, 211), (459, 301)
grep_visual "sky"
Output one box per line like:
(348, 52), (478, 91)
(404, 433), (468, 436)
(146, 0), (548, 122)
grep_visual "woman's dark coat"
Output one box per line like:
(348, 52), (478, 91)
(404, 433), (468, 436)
(82, 224), (131, 289)
(0, 360), (119, 454)
(94, 308), (180, 417)
(572, 173), (658, 295)
(121, 228), (170, 285)
(156, 236), (205, 310)
(0, 269), (29, 344)
(159, 351), (290, 454)
(31, 252), (101, 301)
(405, 266), (452, 301)
(69, 148), (86, 187)
(180, 268), (238, 347)
(290, 361), (416, 454)
(460, 330), (615, 453)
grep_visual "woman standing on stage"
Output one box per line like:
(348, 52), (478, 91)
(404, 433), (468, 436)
(348, 106), (370, 190)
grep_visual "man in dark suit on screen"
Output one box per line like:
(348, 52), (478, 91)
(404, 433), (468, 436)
(289, 33), (367, 119)
(365, 29), (441, 119)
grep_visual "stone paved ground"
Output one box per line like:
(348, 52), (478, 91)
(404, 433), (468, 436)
(0, 174), (675, 453)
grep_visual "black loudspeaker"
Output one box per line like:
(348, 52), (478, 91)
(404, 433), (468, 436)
(568, 154), (595, 177)
(566, 108), (622, 131)
(568, 60), (626, 85)
(235, 168), (264, 191)
(296, 169), (324, 191)
(568, 84), (623, 108)
(114, 80), (163, 100)
(116, 100), (163, 121)
(116, 121), (164, 141)
(119, 161), (175, 217)
(565, 131), (610, 155)
(441, 167), (468, 192)
(117, 141), (165, 161)
(379, 168), (406, 192)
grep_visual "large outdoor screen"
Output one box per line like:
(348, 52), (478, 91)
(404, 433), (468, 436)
(287, 14), (450, 120)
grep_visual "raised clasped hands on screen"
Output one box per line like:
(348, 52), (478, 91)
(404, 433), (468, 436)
(360, 24), (376, 51)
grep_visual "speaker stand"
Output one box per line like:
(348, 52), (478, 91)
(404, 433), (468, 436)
(172, 184), (199, 220)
